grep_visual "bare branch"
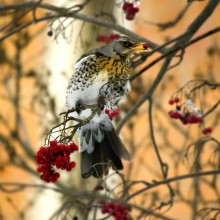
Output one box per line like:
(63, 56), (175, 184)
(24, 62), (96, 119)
(127, 170), (220, 200)
(0, 1), (163, 51)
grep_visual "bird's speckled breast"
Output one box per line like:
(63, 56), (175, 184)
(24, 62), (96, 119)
(97, 56), (129, 80)
(66, 54), (131, 109)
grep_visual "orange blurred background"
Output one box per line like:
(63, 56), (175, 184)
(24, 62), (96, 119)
(0, 0), (220, 219)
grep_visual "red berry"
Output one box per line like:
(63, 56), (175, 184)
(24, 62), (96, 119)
(174, 97), (180, 103)
(207, 127), (212, 132)
(109, 115), (113, 120)
(70, 143), (79, 151)
(122, 2), (133, 11)
(132, 7), (139, 13)
(122, 2), (128, 11)
(37, 167), (42, 173)
(143, 43), (149, 49)
(113, 108), (119, 115)
(54, 172), (60, 178)
(105, 109), (110, 114)
(50, 140), (57, 147)
(125, 12), (135, 20)
(49, 175), (57, 183)
(168, 100), (174, 105)
(70, 161), (76, 168)
(110, 34), (120, 40)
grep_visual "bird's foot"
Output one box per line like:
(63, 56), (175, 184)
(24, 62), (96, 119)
(75, 100), (83, 114)
(97, 95), (106, 110)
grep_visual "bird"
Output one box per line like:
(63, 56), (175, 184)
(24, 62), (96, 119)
(66, 36), (149, 178)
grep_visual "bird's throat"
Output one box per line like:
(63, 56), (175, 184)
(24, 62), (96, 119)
(97, 57), (129, 78)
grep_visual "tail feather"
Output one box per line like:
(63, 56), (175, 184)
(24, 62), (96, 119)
(79, 112), (131, 178)
(84, 129), (92, 144)
(105, 129), (132, 161)
(81, 142), (109, 178)
(80, 151), (93, 178)
(92, 142), (109, 178)
(102, 134), (123, 170)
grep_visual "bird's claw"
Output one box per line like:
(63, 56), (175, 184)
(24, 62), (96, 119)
(97, 95), (106, 110)
(76, 100), (83, 114)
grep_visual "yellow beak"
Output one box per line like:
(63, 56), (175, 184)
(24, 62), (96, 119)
(132, 43), (149, 51)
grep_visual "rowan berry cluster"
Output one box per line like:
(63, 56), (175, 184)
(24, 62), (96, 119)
(122, 2), (139, 20)
(168, 110), (202, 125)
(36, 141), (79, 183)
(97, 34), (120, 44)
(168, 97), (212, 135)
(100, 201), (132, 220)
(105, 108), (120, 120)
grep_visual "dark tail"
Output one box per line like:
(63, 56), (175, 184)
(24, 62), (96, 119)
(78, 113), (131, 178)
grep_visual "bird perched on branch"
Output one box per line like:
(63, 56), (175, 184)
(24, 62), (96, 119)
(66, 36), (149, 178)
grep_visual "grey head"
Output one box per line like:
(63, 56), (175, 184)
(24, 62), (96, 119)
(96, 36), (149, 58)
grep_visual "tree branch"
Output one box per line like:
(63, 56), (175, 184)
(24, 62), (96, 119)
(127, 170), (220, 200)
(0, 1), (164, 52)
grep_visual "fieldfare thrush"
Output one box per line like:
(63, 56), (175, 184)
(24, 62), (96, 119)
(66, 36), (149, 178)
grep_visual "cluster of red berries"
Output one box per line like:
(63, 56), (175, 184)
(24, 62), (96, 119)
(168, 97), (203, 125)
(36, 141), (79, 183)
(105, 108), (120, 120)
(169, 110), (202, 125)
(168, 97), (213, 135)
(97, 34), (120, 44)
(202, 127), (212, 135)
(122, 2), (139, 20)
(100, 201), (132, 220)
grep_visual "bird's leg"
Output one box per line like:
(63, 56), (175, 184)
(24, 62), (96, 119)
(75, 100), (83, 114)
(97, 95), (106, 111)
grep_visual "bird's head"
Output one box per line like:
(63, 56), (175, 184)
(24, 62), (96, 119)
(113, 37), (149, 57)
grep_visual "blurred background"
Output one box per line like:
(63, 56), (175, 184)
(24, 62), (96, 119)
(0, 0), (220, 219)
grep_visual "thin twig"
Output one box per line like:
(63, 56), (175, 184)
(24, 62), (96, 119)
(144, 2), (192, 31)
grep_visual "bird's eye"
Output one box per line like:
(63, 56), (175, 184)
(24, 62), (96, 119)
(121, 40), (132, 47)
